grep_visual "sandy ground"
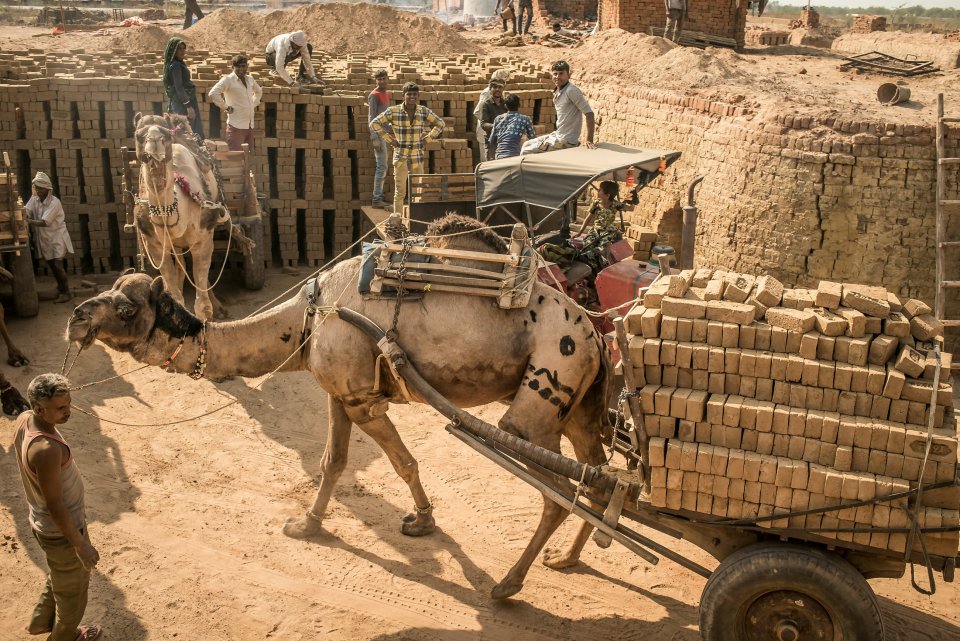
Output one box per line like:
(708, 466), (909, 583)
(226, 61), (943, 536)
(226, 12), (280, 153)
(0, 270), (957, 641)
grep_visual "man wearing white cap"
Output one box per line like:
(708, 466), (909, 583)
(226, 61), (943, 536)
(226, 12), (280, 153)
(264, 31), (320, 89)
(25, 172), (73, 303)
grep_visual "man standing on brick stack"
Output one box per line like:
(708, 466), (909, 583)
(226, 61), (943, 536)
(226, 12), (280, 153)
(367, 70), (391, 208)
(208, 54), (262, 152)
(521, 60), (595, 155)
(664, 0), (687, 44)
(265, 31), (321, 90)
(370, 82), (445, 214)
(25, 172), (73, 304)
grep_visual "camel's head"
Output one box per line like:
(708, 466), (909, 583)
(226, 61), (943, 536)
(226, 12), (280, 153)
(135, 123), (175, 167)
(67, 271), (203, 353)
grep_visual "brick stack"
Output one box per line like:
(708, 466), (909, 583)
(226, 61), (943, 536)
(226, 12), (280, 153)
(801, 7), (820, 29)
(625, 269), (959, 558)
(851, 15), (887, 33)
(599, 0), (748, 48)
(624, 224), (657, 261)
(0, 50), (555, 271)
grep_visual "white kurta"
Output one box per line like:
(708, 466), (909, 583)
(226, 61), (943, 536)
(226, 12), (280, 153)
(25, 194), (74, 260)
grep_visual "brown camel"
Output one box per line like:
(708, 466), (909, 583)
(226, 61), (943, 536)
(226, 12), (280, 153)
(0, 267), (29, 367)
(66, 218), (610, 599)
(132, 113), (228, 321)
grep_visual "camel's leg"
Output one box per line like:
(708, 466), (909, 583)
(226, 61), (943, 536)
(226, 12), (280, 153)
(189, 236), (215, 321)
(491, 421), (567, 600)
(346, 408), (434, 536)
(0, 304), (28, 367)
(283, 396), (353, 538)
(149, 235), (186, 306)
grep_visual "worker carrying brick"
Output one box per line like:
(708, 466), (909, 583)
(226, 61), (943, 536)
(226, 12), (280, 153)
(369, 82), (445, 214)
(264, 31), (320, 89)
(664, 0), (687, 44)
(208, 54), (263, 152)
(25, 172), (74, 304)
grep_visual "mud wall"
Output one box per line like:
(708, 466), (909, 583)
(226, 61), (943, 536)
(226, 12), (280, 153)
(579, 82), (960, 308)
(599, 0), (748, 48)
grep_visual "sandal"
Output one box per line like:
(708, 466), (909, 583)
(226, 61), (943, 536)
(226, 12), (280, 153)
(74, 624), (102, 641)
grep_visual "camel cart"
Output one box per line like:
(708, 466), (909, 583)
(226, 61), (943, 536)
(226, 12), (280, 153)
(334, 307), (960, 641)
(119, 143), (266, 290)
(0, 152), (38, 317)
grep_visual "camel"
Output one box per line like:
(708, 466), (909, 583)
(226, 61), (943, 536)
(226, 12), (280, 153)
(66, 217), (611, 599)
(0, 266), (28, 367)
(132, 113), (230, 321)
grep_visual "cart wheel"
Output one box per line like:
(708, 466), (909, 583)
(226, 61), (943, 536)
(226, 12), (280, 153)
(10, 247), (38, 318)
(699, 542), (884, 641)
(242, 217), (266, 291)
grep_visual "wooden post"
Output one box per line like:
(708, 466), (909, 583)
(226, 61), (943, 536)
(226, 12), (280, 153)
(614, 316), (649, 491)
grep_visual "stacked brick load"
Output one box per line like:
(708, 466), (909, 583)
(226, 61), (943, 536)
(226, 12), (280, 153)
(0, 50), (555, 272)
(851, 15), (887, 33)
(624, 224), (657, 262)
(801, 7), (820, 29)
(625, 269), (958, 558)
(599, 0), (748, 48)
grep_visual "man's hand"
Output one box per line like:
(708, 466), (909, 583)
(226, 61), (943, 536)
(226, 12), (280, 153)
(187, 106), (196, 120)
(584, 140), (597, 150)
(226, 106), (234, 114)
(75, 540), (99, 570)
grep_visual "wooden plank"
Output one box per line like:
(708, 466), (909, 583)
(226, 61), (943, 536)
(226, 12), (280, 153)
(382, 261), (507, 279)
(383, 243), (518, 264)
(379, 278), (501, 297)
(376, 268), (503, 290)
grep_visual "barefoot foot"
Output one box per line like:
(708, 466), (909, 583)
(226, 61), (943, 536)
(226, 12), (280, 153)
(542, 547), (580, 570)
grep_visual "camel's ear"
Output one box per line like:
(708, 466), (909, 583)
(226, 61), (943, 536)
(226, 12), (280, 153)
(134, 111), (143, 128)
(149, 276), (166, 304)
(121, 267), (136, 276)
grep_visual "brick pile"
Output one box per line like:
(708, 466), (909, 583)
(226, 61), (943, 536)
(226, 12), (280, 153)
(599, 0), (748, 48)
(851, 15), (887, 33)
(801, 7), (820, 29)
(625, 269), (959, 558)
(624, 224), (657, 262)
(0, 50), (555, 271)
(745, 29), (790, 47)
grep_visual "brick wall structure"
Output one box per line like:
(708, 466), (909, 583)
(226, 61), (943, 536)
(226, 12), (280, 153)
(599, 0), (748, 48)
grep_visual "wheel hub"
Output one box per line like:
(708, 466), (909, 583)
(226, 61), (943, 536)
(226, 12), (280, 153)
(741, 590), (835, 641)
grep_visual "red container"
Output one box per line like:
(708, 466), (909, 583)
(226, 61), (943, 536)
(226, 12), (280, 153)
(595, 259), (659, 313)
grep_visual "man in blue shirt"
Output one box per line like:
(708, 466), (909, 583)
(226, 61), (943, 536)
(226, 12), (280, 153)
(488, 94), (536, 160)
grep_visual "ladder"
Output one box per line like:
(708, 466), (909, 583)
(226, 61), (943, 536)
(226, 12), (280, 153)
(935, 93), (960, 359)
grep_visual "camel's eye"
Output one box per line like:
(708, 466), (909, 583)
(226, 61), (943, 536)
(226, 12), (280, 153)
(116, 302), (138, 320)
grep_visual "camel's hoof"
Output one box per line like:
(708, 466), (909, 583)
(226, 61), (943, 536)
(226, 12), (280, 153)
(400, 512), (435, 537)
(542, 547), (580, 570)
(7, 354), (29, 367)
(282, 516), (322, 539)
(491, 578), (523, 600)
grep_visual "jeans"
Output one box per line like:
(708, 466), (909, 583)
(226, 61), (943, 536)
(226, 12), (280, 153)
(168, 96), (205, 140)
(665, 9), (685, 43)
(393, 157), (424, 215)
(371, 135), (389, 202)
(516, 1), (533, 35)
(183, 0), (204, 29)
(30, 529), (91, 641)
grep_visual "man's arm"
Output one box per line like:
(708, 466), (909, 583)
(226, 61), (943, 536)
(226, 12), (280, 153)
(367, 93), (378, 125)
(300, 44), (317, 81)
(584, 112), (596, 149)
(370, 109), (397, 146)
(524, 117), (536, 140)
(423, 109), (445, 143)
(481, 101), (496, 134)
(30, 440), (99, 569)
(252, 77), (263, 107)
(207, 75), (228, 110)
(273, 40), (294, 85)
(30, 197), (63, 228)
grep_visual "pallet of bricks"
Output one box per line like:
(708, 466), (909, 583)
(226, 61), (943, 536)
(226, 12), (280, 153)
(624, 269), (959, 560)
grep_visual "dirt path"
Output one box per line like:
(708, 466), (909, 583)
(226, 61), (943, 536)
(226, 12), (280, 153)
(0, 271), (957, 640)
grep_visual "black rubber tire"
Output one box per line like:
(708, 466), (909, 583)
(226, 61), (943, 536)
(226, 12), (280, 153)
(10, 246), (38, 318)
(241, 217), (266, 291)
(699, 542), (884, 641)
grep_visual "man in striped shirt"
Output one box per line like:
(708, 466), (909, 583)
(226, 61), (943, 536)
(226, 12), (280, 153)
(370, 82), (445, 214)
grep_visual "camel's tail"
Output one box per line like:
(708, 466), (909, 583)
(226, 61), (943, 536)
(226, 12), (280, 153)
(565, 333), (615, 441)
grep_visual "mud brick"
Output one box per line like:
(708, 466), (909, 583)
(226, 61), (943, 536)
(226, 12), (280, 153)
(691, 318), (708, 342)
(660, 340), (678, 366)
(638, 307), (662, 338)
(847, 338), (870, 366)
(681, 490), (698, 512)
(842, 289), (890, 318)
(868, 335), (899, 366)
(901, 298), (932, 319)
(786, 408), (806, 436)
(864, 316), (883, 335)
(738, 376), (757, 398)
(691, 344), (709, 370)
(707, 347), (724, 372)
(813, 337), (835, 363)
(904, 428), (958, 463)
(724, 375), (742, 395)
(869, 422), (890, 451)
(838, 391), (857, 415)
(678, 367), (692, 390)
(888, 399), (909, 423)
(910, 313), (943, 341)
(691, 269), (714, 288)
(695, 444), (714, 474)
(676, 343), (693, 369)
(923, 351), (952, 380)
(708, 373), (726, 394)
(663, 275), (688, 298)
(852, 419), (873, 448)
(703, 279), (726, 301)
(822, 388), (840, 412)
(676, 318), (694, 342)
(744, 276), (779, 308)
(823, 413), (841, 442)
(831, 362), (851, 391)
(640, 384), (659, 414)
(706, 321), (723, 347)
(773, 485), (793, 510)
(733, 324), (755, 350)
(721, 396), (743, 427)
(644, 414), (661, 437)
(901, 380), (952, 406)
(744, 480), (762, 504)
(833, 336), (852, 363)
(653, 385), (674, 415)
(750, 323), (769, 351)
(625, 306), (647, 335)
(786, 355), (804, 382)
(789, 461), (808, 490)
(883, 367), (906, 399)
(662, 296), (707, 320)
(720, 275), (752, 304)
(665, 487), (682, 510)
(833, 308), (866, 338)
(815, 280), (843, 309)
(739, 351), (757, 377)
(773, 327), (788, 354)
(799, 333), (819, 359)
(756, 377), (774, 402)
(774, 458), (794, 486)
(834, 445), (853, 471)
(770, 406), (789, 435)
(710, 474), (730, 499)
(753, 403), (773, 432)
(870, 395), (891, 420)
(755, 352), (772, 379)
(720, 323), (739, 348)
(814, 361), (834, 389)
(678, 441), (699, 471)
(643, 280), (669, 308)
(781, 289), (802, 310)
(643, 338), (662, 365)
(692, 369), (709, 390)
(868, 449), (887, 476)
(766, 307), (816, 333)
(724, 348), (741, 375)
(772, 381), (791, 405)
(769, 354), (787, 381)
(670, 387), (692, 418)
(811, 308), (847, 338)
(705, 300), (755, 326)
(856, 391), (875, 415)
(786, 435), (804, 459)
(839, 474), (861, 501)
(864, 365), (885, 396)
(649, 437), (667, 467)
(883, 312), (910, 338)
(801, 438), (820, 464)
(894, 345), (926, 378)
(645, 365), (662, 385)
(662, 366), (679, 387)
(823, 470), (844, 498)
(660, 416), (678, 437)
(848, 365), (868, 392)
(678, 417), (696, 440)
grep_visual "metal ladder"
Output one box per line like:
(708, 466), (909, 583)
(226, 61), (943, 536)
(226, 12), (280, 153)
(935, 93), (960, 361)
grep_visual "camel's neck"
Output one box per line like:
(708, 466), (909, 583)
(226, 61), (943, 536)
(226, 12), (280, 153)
(141, 161), (174, 207)
(131, 297), (308, 378)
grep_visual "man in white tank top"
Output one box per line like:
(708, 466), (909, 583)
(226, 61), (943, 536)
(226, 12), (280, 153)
(14, 374), (101, 641)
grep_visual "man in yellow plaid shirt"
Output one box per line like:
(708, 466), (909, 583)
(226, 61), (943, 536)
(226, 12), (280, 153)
(370, 82), (445, 214)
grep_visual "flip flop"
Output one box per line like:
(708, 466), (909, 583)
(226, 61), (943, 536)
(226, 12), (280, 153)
(74, 624), (102, 641)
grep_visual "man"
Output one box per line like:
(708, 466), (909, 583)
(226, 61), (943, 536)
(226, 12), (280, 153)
(264, 31), (320, 89)
(495, 0), (515, 34)
(208, 54), (263, 152)
(369, 82), (445, 214)
(479, 79), (508, 160)
(489, 94), (536, 160)
(183, 0), (204, 29)
(516, 0), (533, 35)
(521, 60), (596, 155)
(25, 172), (73, 303)
(367, 70), (391, 208)
(664, 0), (687, 44)
(15, 374), (101, 641)
(472, 69), (510, 163)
